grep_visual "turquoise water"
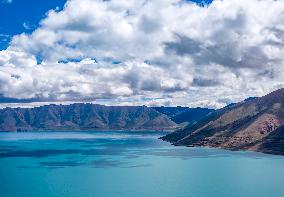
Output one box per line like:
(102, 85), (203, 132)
(0, 131), (284, 197)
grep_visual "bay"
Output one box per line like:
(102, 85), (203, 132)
(0, 131), (284, 197)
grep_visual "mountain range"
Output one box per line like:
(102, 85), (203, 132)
(0, 104), (177, 131)
(0, 103), (214, 132)
(162, 88), (284, 155)
(2, 88), (284, 155)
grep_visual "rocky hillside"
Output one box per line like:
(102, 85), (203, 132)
(0, 103), (177, 131)
(162, 88), (284, 155)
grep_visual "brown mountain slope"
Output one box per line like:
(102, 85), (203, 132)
(162, 88), (284, 155)
(0, 104), (177, 131)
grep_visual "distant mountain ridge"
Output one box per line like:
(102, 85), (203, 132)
(153, 106), (214, 125)
(0, 104), (178, 132)
(152, 106), (190, 118)
(162, 88), (284, 155)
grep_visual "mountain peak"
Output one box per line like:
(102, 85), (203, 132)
(264, 88), (284, 98)
(258, 88), (284, 107)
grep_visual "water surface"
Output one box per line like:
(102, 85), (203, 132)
(0, 131), (284, 197)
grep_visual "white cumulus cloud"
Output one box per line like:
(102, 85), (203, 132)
(1, 0), (284, 108)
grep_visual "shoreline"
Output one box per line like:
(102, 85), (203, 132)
(0, 129), (175, 133)
(160, 138), (284, 157)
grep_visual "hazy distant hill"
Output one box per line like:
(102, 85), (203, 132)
(0, 104), (177, 132)
(152, 106), (190, 118)
(162, 88), (284, 155)
(153, 106), (214, 125)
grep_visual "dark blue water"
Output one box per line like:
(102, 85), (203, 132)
(0, 131), (284, 197)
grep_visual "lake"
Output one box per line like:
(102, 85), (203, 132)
(0, 131), (284, 197)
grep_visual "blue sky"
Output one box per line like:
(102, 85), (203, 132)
(0, 0), (66, 49)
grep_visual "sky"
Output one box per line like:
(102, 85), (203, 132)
(0, 0), (283, 108)
(0, 0), (67, 49)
